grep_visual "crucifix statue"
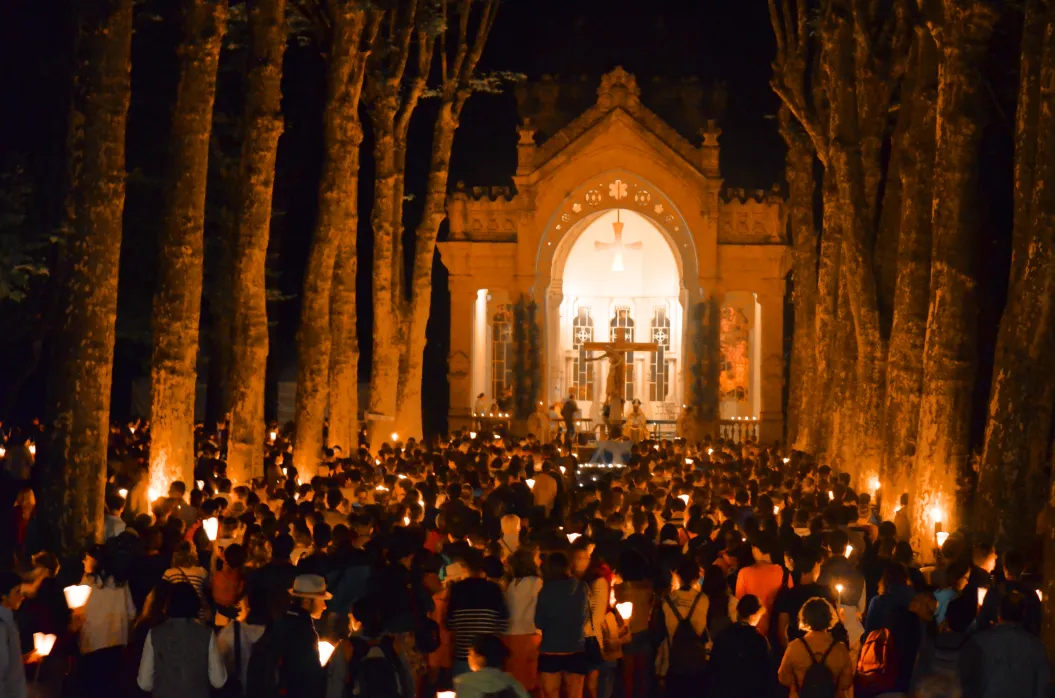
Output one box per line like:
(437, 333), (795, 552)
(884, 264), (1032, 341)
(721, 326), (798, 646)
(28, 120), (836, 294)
(583, 328), (659, 423)
(594, 209), (641, 271)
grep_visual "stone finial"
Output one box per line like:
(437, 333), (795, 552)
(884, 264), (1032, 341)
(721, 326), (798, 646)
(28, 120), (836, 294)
(597, 66), (641, 108)
(517, 118), (537, 146)
(701, 119), (722, 147)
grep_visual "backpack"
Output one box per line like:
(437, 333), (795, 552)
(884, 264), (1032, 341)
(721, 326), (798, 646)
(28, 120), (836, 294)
(664, 591), (709, 674)
(796, 638), (837, 698)
(345, 636), (404, 698)
(244, 626), (284, 698)
(855, 628), (899, 697)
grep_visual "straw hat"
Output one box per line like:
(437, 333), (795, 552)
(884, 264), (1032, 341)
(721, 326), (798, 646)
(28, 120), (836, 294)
(289, 574), (333, 600)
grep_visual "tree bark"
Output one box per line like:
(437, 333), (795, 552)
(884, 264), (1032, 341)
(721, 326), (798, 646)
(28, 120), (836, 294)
(149, 0), (226, 493)
(977, 0), (1055, 547)
(327, 184), (361, 455)
(812, 175), (843, 458)
(292, 4), (376, 476)
(392, 0), (499, 441)
(911, 1), (997, 547)
(226, 0), (286, 483)
(780, 106), (819, 452)
(882, 29), (938, 511)
(42, 0), (133, 554)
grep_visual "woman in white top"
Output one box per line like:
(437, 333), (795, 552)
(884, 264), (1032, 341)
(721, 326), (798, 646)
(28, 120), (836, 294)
(572, 544), (610, 698)
(215, 588), (269, 690)
(78, 543), (137, 698)
(502, 545), (543, 694)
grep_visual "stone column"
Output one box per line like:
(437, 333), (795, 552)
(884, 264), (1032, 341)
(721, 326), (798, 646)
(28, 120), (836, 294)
(544, 287), (563, 406)
(756, 285), (786, 444)
(448, 279), (478, 431)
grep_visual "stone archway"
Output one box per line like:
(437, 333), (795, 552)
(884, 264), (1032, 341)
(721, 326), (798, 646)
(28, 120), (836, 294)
(535, 169), (697, 418)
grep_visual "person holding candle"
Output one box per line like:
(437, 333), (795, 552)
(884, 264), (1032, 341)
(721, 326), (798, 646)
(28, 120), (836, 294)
(734, 531), (787, 638)
(76, 543), (136, 697)
(777, 598), (853, 698)
(707, 595), (778, 698)
(0, 570), (28, 698)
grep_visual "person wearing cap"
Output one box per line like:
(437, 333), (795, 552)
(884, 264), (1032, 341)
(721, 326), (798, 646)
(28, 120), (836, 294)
(271, 574), (332, 698)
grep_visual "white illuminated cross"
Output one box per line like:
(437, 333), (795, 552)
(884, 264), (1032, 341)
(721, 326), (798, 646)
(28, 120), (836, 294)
(594, 212), (641, 272)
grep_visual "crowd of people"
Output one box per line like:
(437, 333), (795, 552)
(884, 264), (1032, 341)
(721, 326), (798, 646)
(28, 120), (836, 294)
(0, 417), (1051, 698)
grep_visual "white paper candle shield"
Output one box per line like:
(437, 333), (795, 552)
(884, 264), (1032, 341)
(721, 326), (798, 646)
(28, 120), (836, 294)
(318, 641), (336, 666)
(203, 517), (219, 541)
(34, 633), (57, 657)
(63, 585), (91, 609)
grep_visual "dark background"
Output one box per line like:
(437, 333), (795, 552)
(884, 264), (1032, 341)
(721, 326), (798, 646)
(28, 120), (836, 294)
(0, 0), (1014, 440)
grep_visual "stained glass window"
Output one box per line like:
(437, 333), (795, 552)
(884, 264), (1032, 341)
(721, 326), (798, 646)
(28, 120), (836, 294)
(491, 305), (514, 403)
(572, 307), (594, 400)
(649, 306), (672, 402)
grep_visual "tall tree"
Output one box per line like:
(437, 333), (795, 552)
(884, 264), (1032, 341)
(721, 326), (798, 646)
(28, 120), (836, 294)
(292, 1), (380, 475)
(979, 0), (1055, 548)
(150, 0), (227, 492)
(364, 0), (432, 449)
(41, 0), (133, 552)
(226, 0), (287, 482)
(392, 0), (499, 441)
(910, 0), (997, 544)
(882, 27), (938, 508)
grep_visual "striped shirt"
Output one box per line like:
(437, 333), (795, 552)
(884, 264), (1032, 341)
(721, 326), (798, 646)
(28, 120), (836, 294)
(445, 577), (509, 660)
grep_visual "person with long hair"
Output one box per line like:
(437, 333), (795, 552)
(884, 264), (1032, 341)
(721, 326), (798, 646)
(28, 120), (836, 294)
(503, 544), (542, 693)
(76, 543), (137, 698)
(535, 551), (589, 698)
(615, 550), (654, 698)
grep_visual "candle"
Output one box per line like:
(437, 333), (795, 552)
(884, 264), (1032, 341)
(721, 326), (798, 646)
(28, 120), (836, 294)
(678, 494), (690, 506)
(282, 467), (288, 477)
(437, 692), (456, 698)
(118, 488), (128, 498)
(269, 430), (277, 442)
(773, 505), (779, 516)
(403, 516), (410, 526)
(1037, 589), (1044, 602)
(559, 466), (566, 475)
(977, 587), (987, 606)
(63, 585), (92, 610)
(526, 479), (536, 490)
(929, 505), (944, 526)
(391, 432), (399, 443)
(684, 458), (693, 465)
(0, 445), (5, 458)
(33, 633), (57, 657)
(469, 432), (477, 439)
(375, 485), (388, 492)
(196, 480), (204, 490)
(318, 640), (336, 666)
(28, 443), (36, 456)
(868, 476), (881, 494)
(828, 490), (834, 501)
(844, 544), (853, 558)
(707, 448), (713, 455)
(203, 517), (219, 541)
(783, 457), (790, 464)
(835, 583), (844, 605)
(398, 474), (407, 480)
(567, 533), (581, 543)
(936, 531), (950, 546)
(616, 602), (633, 620)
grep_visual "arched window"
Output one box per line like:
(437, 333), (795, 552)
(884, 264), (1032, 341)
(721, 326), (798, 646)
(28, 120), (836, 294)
(610, 307), (635, 402)
(491, 305), (514, 404)
(572, 306), (595, 400)
(650, 306), (672, 402)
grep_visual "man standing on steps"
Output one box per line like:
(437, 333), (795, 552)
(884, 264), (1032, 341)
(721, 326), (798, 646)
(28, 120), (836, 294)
(561, 390), (578, 448)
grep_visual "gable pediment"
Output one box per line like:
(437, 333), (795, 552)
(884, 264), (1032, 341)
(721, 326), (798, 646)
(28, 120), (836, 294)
(519, 67), (718, 181)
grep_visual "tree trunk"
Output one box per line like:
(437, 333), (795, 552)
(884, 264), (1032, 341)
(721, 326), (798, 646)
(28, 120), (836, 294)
(226, 0), (285, 483)
(366, 100), (400, 450)
(976, 0), (1055, 547)
(292, 5), (373, 477)
(825, 9), (886, 479)
(41, 0), (133, 554)
(811, 175), (842, 458)
(149, 0), (226, 493)
(911, 2), (997, 548)
(780, 107), (819, 452)
(882, 29), (938, 511)
(327, 201), (361, 454)
(393, 108), (457, 441)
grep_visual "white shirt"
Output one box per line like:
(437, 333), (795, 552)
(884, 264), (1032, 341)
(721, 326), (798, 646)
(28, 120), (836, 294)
(104, 515), (126, 540)
(79, 578), (136, 654)
(216, 621), (266, 689)
(136, 625), (227, 691)
(504, 576), (542, 636)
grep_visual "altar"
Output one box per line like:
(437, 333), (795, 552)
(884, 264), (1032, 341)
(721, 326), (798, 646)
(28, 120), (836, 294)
(438, 68), (790, 442)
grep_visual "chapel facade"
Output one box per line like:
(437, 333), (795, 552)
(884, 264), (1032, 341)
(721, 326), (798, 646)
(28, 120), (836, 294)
(438, 68), (790, 442)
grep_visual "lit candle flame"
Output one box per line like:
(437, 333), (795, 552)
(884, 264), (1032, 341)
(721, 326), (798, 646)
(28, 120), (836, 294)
(773, 505), (779, 516)
(567, 532), (581, 543)
(33, 633), (57, 657)
(403, 515), (410, 526)
(196, 480), (204, 490)
(469, 432), (477, 439)
(782, 457), (790, 464)
(678, 494), (690, 506)
(828, 490), (834, 501)
(203, 517), (219, 541)
(391, 432), (399, 443)
(616, 602), (633, 620)
(118, 488), (128, 498)
(63, 585), (92, 610)
(526, 479), (535, 489)
(977, 587), (987, 606)
(707, 448), (713, 455)
(559, 466), (566, 475)
(318, 641), (336, 666)
(28, 443), (36, 456)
